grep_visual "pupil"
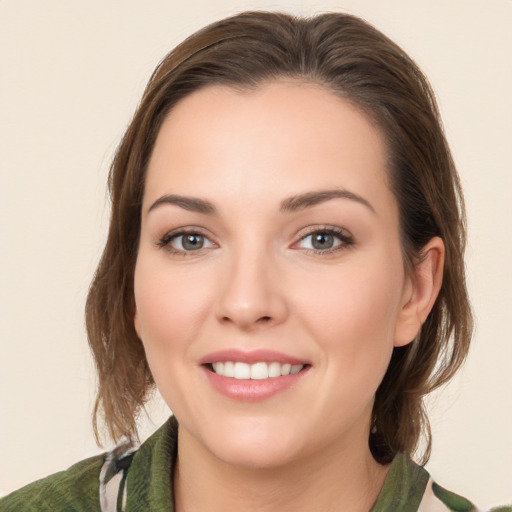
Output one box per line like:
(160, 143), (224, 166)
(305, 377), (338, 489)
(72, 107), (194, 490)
(312, 233), (333, 250)
(183, 234), (203, 250)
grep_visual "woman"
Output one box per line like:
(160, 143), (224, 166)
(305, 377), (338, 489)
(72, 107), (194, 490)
(1, 11), (507, 512)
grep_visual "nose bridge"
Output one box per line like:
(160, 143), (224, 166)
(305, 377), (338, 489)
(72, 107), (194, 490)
(215, 237), (287, 329)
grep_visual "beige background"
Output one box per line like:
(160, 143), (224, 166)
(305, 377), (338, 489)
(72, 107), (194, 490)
(1, 0), (511, 506)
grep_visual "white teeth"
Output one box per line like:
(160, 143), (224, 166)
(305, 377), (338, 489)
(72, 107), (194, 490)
(251, 362), (269, 380)
(234, 362), (251, 379)
(281, 363), (291, 376)
(268, 362), (281, 378)
(223, 361), (234, 377)
(290, 364), (302, 375)
(211, 361), (305, 379)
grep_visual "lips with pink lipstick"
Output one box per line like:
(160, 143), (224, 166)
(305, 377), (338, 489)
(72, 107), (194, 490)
(200, 349), (311, 401)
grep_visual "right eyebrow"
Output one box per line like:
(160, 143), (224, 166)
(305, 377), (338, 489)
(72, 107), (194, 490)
(147, 194), (217, 215)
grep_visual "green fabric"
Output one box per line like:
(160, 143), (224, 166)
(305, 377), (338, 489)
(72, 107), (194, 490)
(0, 453), (104, 511)
(124, 417), (177, 511)
(1, 416), (505, 511)
(432, 482), (477, 511)
(370, 454), (429, 511)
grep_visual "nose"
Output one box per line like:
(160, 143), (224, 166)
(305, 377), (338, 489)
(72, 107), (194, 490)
(214, 246), (288, 331)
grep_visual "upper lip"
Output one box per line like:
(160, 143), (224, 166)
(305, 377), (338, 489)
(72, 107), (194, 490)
(199, 349), (309, 366)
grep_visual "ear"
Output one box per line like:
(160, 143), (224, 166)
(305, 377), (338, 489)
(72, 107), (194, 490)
(394, 237), (445, 347)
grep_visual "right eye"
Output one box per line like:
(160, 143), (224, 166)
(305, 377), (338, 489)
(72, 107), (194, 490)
(159, 231), (215, 254)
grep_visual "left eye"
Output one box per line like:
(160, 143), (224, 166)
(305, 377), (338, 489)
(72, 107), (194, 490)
(169, 233), (214, 251)
(297, 230), (350, 252)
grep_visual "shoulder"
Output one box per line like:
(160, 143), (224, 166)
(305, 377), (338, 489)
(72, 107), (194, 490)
(0, 453), (105, 511)
(374, 454), (511, 512)
(0, 417), (178, 512)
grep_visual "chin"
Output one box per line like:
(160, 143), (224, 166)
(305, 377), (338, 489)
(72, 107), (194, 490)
(199, 416), (305, 469)
(213, 440), (299, 470)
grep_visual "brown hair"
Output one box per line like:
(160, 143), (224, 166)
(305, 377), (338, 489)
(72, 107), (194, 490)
(86, 11), (472, 464)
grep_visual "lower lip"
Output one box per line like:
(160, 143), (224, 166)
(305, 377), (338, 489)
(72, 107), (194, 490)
(202, 366), (309, 401)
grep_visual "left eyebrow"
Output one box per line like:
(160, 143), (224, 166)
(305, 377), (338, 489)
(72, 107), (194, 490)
(280, 189), (376, 214)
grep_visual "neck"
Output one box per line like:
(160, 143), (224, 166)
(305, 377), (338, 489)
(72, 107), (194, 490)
(173, 426), (389, 512)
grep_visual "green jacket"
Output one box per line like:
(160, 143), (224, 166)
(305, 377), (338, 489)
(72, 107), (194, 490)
(1, 416), (510, 512)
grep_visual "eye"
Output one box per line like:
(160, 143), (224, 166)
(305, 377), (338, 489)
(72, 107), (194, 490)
(158, 230), (215, 253)
(296, 228), (353, 253)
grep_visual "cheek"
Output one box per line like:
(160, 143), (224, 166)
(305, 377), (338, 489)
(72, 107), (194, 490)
(133, 257), (214, 355)
(133, 257), (219, 416)
(297, 254), (404, 368)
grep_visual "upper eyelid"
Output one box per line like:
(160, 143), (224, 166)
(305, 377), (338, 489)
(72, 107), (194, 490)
(292, 226), (354, 251)
(157, 227), (217, 248)
(160, 226), (214, 239)
(294, 225), (353, 239)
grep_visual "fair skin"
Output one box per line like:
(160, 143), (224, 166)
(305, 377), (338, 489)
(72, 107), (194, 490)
(134, 81), (444, 512)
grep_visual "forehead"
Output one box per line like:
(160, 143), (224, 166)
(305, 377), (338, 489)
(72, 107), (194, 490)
(144, 81), (394, 216)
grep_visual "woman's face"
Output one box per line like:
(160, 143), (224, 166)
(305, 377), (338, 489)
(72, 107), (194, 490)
(134, 81), (416, 468)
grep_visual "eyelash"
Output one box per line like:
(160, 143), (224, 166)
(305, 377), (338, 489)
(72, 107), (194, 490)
(157, 229), (214, 256)
(296, 226), (354, 255)
(156, 226), (354, 256)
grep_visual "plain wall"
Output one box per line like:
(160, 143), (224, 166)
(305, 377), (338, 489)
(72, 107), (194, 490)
(0, 0), (511, 507)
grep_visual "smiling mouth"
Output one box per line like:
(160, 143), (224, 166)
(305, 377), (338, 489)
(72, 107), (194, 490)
(206, 361), (309, 380)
